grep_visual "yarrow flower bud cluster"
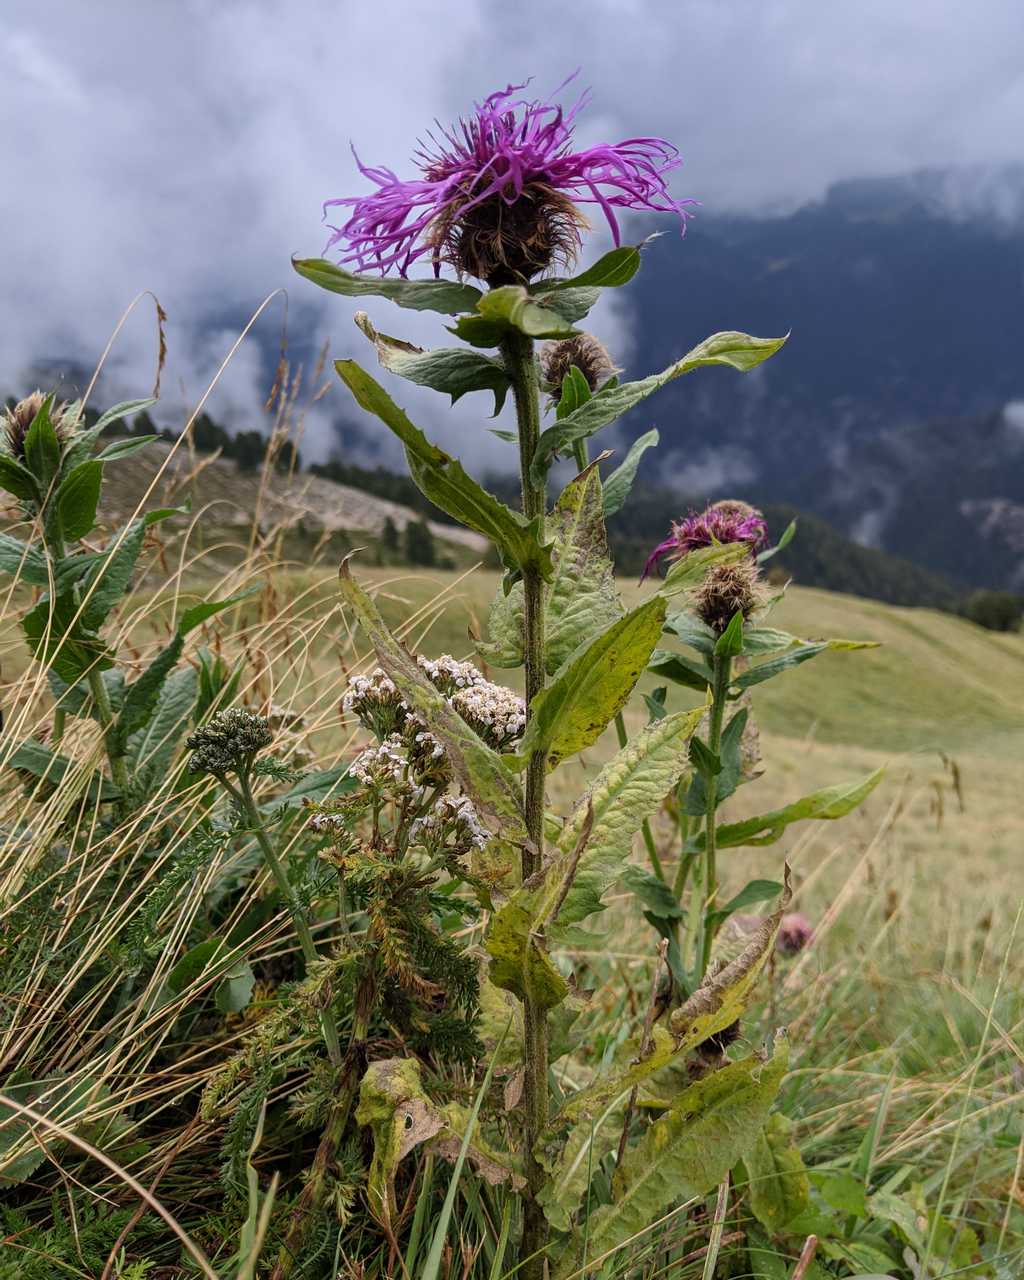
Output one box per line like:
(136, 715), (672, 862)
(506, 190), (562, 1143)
(185, 709), (274, 776)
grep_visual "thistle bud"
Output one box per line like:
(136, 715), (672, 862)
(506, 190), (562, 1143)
(693, 559), (767, 634)
(3, 391), (76, 461)
(540, 333), (619, 396)
(185, 708), (273, 776)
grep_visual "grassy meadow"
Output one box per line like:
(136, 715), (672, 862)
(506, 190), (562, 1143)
(1, 502), (1022, 1278)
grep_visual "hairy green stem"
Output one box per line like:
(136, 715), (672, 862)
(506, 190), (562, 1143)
(234, 772), (343, 1066)
(501, 328), (550, 1278)
(698, 653), (732, 976)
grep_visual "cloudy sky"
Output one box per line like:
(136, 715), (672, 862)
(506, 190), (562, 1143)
(3, 0), (1023, 465)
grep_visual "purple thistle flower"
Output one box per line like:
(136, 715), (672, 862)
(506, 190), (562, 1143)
(324, 76), (696, 283)
(641, 500), (768, 581)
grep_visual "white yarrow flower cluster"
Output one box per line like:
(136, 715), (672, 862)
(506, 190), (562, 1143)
(416, 654), (486, 693)
(410, 794), (489, 853)
(350, 734), (408, 787)
(451, 683), (526, 749)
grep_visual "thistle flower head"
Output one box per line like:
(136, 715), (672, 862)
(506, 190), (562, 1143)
(777, 912), (814, 955)
(186, 709), (273, 776)
(3, 391), (76, 461)
(693, 558), (768, 634)
(642, 500), (768, 581)
(540, 333), (620, 397)
(325, 77), (696, 283)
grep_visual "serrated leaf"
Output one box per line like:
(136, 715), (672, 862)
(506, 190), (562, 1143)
(339, 559), (526, 855)
(744, 1111), (811, 1233)
(602, 428), (659, 517)
(292, 256), (482, 314)
(554, 1037), (789, 1277)
(518, 596), (666, 770)
(354, 311), (510, 415)
(532, 331), (788, 481)
(335, 359), (552, 579)
(475, 285), (577, 338)
(55, 460), (103, 541)
(48, 668), (125, 722)
(0, 533), (49, 585)
(552, 706), (704, 927)
(698, 769), (885, 849)
(79, 507), (184, 630)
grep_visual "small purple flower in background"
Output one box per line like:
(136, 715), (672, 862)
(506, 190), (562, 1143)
(777, 912), (815, 956)
(642, 499), (768, 581)
(324, 76), (696, 284)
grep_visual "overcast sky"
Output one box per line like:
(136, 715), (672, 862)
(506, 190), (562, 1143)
(3, 0), (1023, 465)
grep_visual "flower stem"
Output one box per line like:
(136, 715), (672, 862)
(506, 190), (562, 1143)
(234, 772), (343, 1066)
(697, 653), (732, 977)
(501, 328), (550, 1279)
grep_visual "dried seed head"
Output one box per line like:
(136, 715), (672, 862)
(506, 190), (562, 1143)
(430, 180), (588, 284)
(693, 559), (767, 634)
(540, 332), (620, 396)
(3, 391), (76, 461)
(695, 1017), (741, 1061)
(186, 708), (273, 776)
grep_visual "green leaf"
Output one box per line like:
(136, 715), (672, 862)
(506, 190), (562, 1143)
(274, 765), (358, 809)
(354, 311), (510, 415)
(4, 737), (121, 802)
(552, 706), (704, 927)
(79, 507), (184, 630)
(702, 769), (885, 849)
(602, 428), (659, 517)
(621, 864), (685, 920)
(810, 1168), (868, 1218)
(485, 900), (570, 1012)
(48, 668), (125, 722)
(334, 359), (552, 579)
(757, 517), (797, 565)
(339, 559), (527, 856)
(530, 285), (603, 325)
(95, 435), (158, 461)
(517, 596), (666, 769)
(0, 1074), (99, 1186)
(475, 284), (577, 338)
(706, 878), (783, 931)
(685, 707), (746, 816)
(126, 664), (199, 799)
(537, 1093), (628, 1231)
(55, 461), (103, 541)
(61, 398), (157, 470)
(167, 938), (226, 995)
(23, 396), (61, 489)
(715, 609), (745, 657)
(532, 331), (788, 481)
(215, 959), (256, 1014)
(292, 256), (482, 314)
(733, 638), (879, 691)
(743, 1112), (811, 1233)
(477, 464), (623, 672)
(0, 453), (40, 502)
(554, 1037), (789, 1277)
(555, 366), (591, 416)
(0, 533), (49, 585)
(446, 315), (511, 348)
(648, 648), (714, 691)
(21, 593), (115, 685)
(547, 243), (645, 290)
